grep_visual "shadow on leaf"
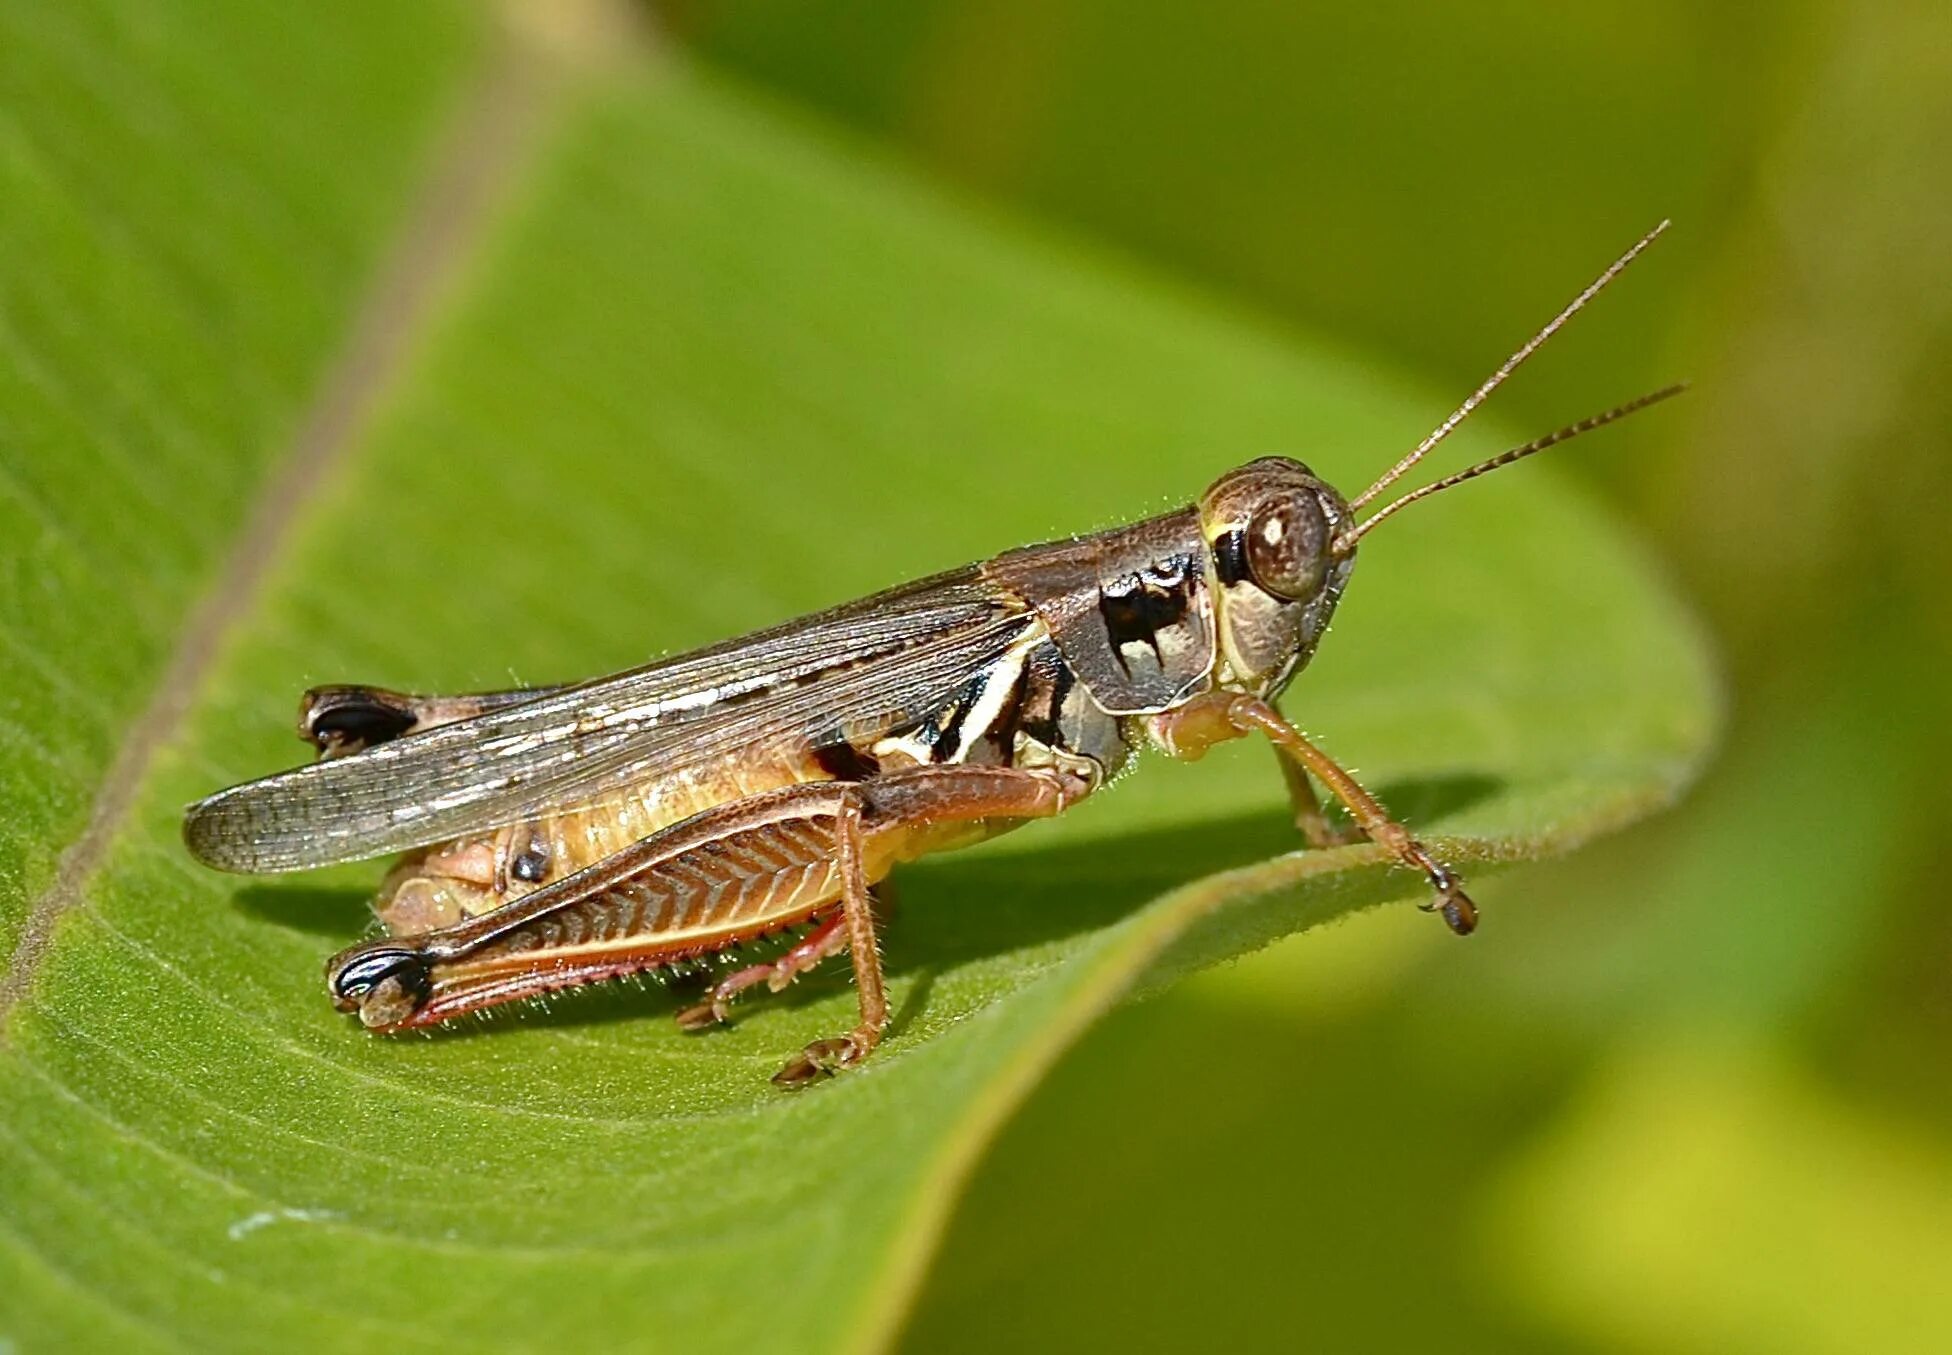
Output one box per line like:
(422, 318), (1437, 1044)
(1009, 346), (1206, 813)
(233, 883), (373, 939)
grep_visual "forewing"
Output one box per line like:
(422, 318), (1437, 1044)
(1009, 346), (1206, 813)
(184, 569), (1033, 872)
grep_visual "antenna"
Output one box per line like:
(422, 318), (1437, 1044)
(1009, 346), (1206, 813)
(1333, 384), (1686, 551)
(1346, 220), (1671, 513)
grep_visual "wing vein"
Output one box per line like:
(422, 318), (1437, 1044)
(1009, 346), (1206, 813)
(184, 568), (1037, 871)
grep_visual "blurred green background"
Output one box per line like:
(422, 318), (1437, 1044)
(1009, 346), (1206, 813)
(652, 2), (1952, 1351)
(2, 1), (1942, 1349)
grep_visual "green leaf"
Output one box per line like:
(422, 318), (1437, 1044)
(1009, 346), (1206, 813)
(0, 9), (1715, 1353)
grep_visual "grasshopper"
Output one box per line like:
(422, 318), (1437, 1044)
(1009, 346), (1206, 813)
(184, 224), (1680, 1087)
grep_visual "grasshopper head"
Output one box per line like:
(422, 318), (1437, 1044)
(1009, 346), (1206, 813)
(1198, 226), (1684, 702)
(1198, 457), (1357, 699)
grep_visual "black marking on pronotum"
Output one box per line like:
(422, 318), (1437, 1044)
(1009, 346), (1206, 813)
(1096, 554), (1196, 671)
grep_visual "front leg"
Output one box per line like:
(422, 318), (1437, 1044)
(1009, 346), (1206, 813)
(1147, 693), (1478, 935)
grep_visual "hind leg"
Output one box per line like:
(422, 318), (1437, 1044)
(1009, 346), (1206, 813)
(326, 764), (1088, 1088)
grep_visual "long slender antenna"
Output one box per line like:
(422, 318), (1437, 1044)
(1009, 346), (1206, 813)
(1334, 383), (1686, 552)
(1346, 220), (1671, 513)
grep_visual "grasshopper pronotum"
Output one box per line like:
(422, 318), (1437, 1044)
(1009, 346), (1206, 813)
(185, 224), (1680, 1087)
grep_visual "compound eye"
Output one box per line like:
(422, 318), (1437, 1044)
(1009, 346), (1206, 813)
(1243, 493), (1328, 601)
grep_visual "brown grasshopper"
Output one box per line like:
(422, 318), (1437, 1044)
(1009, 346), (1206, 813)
(184, 224), (1680, 1087)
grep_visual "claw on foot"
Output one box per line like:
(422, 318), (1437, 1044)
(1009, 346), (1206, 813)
(674, 1000), (727, 1032)
(1440, 889), (1478, 936)
(771, 1052), (830, 1090)
(1417, 872), (1478, 936)
(771, 1034), (872, 1090)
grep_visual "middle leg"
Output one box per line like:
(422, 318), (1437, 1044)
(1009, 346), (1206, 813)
(673, 884), (894, 1033)
(673, 910), (850, 1033)
(1272, 746), (1363, 849)
(769, 793), (884, 1088)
